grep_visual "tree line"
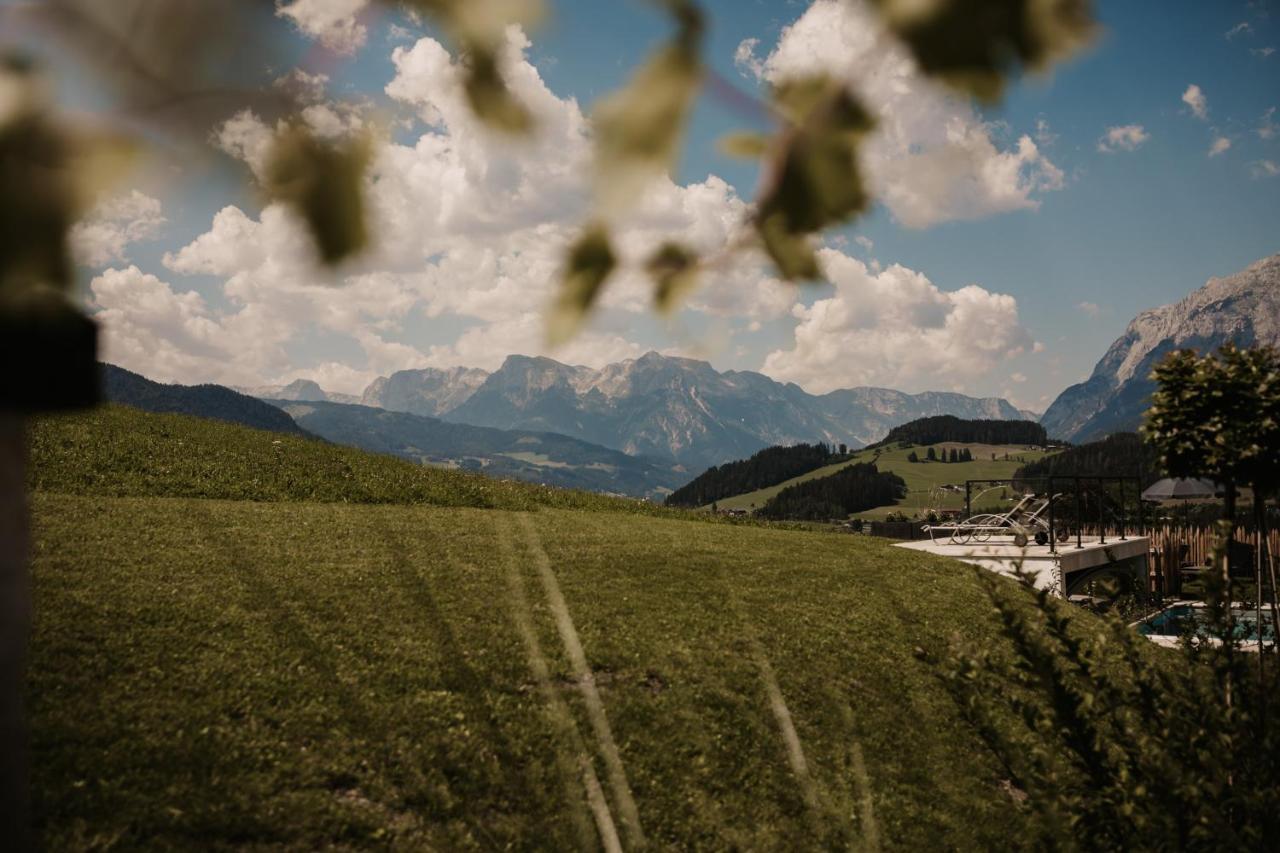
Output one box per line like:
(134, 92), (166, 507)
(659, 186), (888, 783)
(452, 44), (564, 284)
(757, 463), (904, 521)
(874, 415), (1047, 448)
(665, 442), (846, 508)
(1012, 432), (1161, 489)
(907, 447), (975, 463)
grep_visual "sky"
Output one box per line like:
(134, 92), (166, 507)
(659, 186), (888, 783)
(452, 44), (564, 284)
(10, 0), (1280, 412)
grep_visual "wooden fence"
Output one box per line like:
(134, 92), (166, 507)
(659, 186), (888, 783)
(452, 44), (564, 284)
(1117, 525), (1280, 596)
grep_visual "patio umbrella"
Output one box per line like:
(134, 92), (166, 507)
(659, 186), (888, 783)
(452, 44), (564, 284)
(1141, 478), (1222, 527)
(1141, 478), (1222, 501)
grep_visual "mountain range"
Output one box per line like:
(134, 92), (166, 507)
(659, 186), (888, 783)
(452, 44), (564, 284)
(104, 364), (683, 497)
(311, 352), (1030, 470)
(265, 399), (685, 498)
(1041, 253), (1280, 442)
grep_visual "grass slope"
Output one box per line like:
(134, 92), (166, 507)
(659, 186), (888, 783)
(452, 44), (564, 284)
(32, 493), (1037, 849)
(712, 442), (1055, 518)
(29, 405), (665, 515)
(26, 406), (1109, 848)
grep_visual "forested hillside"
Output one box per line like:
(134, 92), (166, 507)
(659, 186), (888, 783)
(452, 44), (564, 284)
(665, 442), (844, 507)
(103, 363), (309, 436)
(758, 463), (906, 521)
(1013, 432), (1161, 488)
(873, 416), (1047, 449)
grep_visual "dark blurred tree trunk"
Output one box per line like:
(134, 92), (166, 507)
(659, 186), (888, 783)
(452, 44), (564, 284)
(0, 416), (30, 851)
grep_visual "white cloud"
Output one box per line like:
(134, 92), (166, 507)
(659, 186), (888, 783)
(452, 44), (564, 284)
(1076, 301), (1101, 318)
(1251, 159), (1280, 179)
(1182, 84), (1208, 120)
(1258, 107), (1277, 140)
(1209, 135), (1232, 157)
(275, 0), (369, 55)
(106, 26), (791, 391)
(70, 190), (166, 268)
(733, 37), (766, 80)
(757, 0), (1065, 228)
(1096, 124), (1149, 153)
(1226, 21), (1253, 39)
(1034, 118), (1058, 148)
(273, 68), (330, 103)
(760, 251), (1034, 394)
(1253, 47), (1276, 58)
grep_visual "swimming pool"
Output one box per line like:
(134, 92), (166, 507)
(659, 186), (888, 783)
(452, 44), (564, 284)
(1135, 604), (1277, 647)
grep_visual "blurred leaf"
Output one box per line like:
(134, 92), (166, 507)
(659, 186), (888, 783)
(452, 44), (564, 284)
(717, 131), (771, 159)
(646, 242), (699, 314)
(549, 225), (615, 345)
(400, 0), (542, 134)
(8, 0), (287, 132)
(754, 76), (873, 280)
(869, 0), (1096, 102)
(462, 46), (533, 134)
(757, 215), (819, 281)
(592, 2), (704, 211)
(264, 125), (370, 266)
(1, 58), (135, 294)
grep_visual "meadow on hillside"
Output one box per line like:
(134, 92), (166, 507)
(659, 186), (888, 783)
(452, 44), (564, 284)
(24, 406), (1139, 849)
(711, 443), (1055, 518)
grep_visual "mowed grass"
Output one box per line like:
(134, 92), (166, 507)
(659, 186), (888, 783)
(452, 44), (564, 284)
(710, 443), (1055, 517)
(28, 492), (1045, 850)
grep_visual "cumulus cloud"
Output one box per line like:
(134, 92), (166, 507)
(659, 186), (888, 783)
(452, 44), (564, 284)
(760, 251), (1034, 394)
(1258, 107), (1277, 140)
(1225, 21), (1253, 39)
(106, 26), (790, 392)
(1077, 301), (1101, 318)
(1209, 135), (1232, 157)
(70, 190), (166, 268)
(1097, 124), (1149, 153)
(1253, 47), (1276, 58)
(276, 0), (370, 55)
(757, 0), (1065, 228)
(733, 37), (766, 80)
(1251, 159), (1280, 179)
(1182, 84), (1208, 120)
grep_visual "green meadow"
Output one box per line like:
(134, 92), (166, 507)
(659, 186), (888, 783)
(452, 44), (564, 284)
(709, 442), (1056, 519)
(28, 407), (1102, 849)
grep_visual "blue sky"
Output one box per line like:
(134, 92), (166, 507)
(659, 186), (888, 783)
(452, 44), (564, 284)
(14, 0), (1279, 410)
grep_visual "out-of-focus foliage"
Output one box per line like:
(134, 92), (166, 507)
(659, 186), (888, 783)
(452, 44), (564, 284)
(264, 126), (371, 266)
(403, 0), (545, 134)
(646, 242), (699, 314)
(0, 59), (133, 295)
(1144, 344), (1280, 496)
(2, 0), (1100, 347)
(755, 76), (875, 281)
(591, 0), (704, 213)
(869, 0), (1096, 102)
(0, 58), (123, 410)
(932, 557), (1280, 850)
(548, 226), (616, 346)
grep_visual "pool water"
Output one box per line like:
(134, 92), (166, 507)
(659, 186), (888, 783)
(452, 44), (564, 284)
(1137, 605), (1277, 643)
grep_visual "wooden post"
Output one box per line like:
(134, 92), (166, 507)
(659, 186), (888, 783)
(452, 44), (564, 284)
(0, 416), (29, 851)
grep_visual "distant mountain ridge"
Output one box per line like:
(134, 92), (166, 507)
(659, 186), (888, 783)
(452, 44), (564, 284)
(316, 352), (1029, 470)
(103, 364), (311, 437)
(1040, 253), (1280, 442)
(266, 399), (685, 499)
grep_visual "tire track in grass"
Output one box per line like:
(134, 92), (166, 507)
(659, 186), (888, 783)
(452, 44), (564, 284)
(515, 513), (646, 850)
(494, 514), (621, 853)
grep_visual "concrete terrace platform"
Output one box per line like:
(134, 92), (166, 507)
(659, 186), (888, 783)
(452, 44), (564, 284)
(894, 535), (1151, 596)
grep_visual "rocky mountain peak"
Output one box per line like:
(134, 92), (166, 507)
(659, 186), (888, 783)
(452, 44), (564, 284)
(1040, 253), (1280, 442)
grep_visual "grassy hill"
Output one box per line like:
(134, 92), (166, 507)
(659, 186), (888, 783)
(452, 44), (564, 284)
(30, 404), (663, 515)
(26, 406), (1112, 848)
(711, 442), (1056, 518)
